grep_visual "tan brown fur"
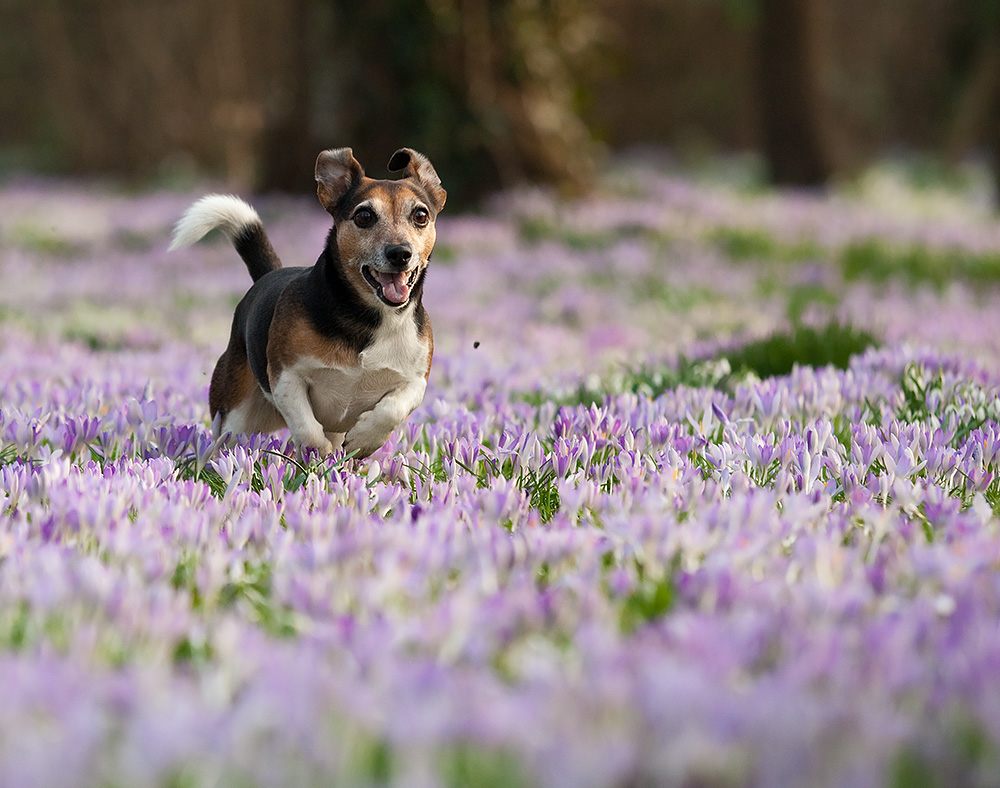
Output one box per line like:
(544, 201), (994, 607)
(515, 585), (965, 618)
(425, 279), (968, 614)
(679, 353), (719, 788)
(422, 314), (434, 380)
(265, 296), (359, 385)
(209, 340), (256, 420)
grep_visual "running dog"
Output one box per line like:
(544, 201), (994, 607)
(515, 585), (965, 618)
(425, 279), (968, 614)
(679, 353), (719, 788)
(170, 147), (445, 458)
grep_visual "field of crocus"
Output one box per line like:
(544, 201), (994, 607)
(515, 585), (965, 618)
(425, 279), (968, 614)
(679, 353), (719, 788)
(3, 158), (1000, 787)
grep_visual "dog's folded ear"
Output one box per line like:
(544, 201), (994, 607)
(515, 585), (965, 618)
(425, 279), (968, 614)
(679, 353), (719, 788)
(388, 148), (447, 213)
(316, 148), (365, 214)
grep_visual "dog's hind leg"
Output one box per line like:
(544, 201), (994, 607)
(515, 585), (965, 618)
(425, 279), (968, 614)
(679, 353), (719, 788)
(217, 390), (285, 442)
(210, 347), (284, 442)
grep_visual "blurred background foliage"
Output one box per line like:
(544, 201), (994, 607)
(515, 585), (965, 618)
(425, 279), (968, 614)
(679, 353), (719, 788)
(2, 0), (1000, 206)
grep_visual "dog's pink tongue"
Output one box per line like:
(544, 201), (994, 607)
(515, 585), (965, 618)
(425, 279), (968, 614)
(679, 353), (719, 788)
(376, 271), (410, 304)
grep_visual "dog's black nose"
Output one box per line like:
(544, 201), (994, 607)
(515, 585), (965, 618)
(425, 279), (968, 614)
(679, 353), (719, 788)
(384, 244), (412, 269)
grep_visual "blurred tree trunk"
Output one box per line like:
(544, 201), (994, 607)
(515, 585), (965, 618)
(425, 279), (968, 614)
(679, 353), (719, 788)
(257, 0), (319, 191)
(330, 0), (603, 203)
(756, 0), (836, 185)
(26, 0), (321, 191)
(945, 35), (1000, 156)
(944, 3), (1000, 202)
(0, 1), (40, 158)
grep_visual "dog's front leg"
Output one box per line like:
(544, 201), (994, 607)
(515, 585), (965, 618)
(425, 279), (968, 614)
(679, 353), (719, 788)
(344, 378), (426, 458)
(271, 372), (333, 457)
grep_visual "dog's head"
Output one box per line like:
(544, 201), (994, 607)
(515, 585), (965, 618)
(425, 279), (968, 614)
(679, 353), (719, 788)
(316, 147), (446, 310)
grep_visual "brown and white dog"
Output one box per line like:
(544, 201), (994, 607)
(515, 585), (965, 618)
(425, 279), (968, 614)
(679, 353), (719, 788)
(170, 147), (445, 458)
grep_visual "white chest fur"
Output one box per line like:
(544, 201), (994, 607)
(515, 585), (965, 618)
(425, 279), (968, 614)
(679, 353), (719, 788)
(299, 310), (428, 433)
(359, 310), (428, 377)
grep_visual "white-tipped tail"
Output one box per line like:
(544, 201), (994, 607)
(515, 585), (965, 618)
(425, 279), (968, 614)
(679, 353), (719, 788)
(169, 194), (261, 251)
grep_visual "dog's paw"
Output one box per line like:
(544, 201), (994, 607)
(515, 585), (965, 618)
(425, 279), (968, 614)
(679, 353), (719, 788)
(293, 432), (334, 461)
(344, 413), (394, 458)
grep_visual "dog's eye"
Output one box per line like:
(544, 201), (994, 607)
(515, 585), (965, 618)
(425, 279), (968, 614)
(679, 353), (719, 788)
(353, 209), (376, 228)
(412, 207), (430, 227)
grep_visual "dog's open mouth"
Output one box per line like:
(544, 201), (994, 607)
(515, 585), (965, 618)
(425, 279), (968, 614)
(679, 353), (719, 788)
(362, 266), (419, 306)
